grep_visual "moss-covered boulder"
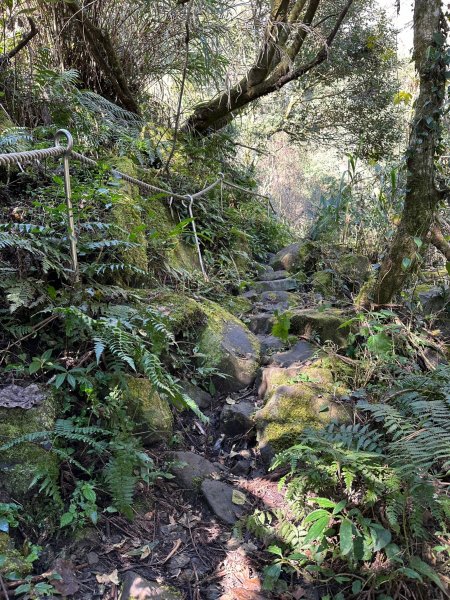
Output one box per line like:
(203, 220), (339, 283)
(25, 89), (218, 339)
(311, 270), (335, 297)
(335, 253), (371, 285)
(255, 358), (352, 462)
(151, 294), (260, 393)
(290, 308), (350, 346)
(0, 533), (33, 577)
(198, 300), (261, 393)
(124, 378), (173, 446)
(110, 157), (148, 274)
(270, 240), (319, 273)
(0, 386), (59, 500)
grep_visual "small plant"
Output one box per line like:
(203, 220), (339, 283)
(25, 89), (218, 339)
(271, 310), (291, 342)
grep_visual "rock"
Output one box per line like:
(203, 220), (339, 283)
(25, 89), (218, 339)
(290, 308), (350, 346)
(257, 334), (285, 354)
(87, 552), (99, 566)
(259, 290), (290, 304)
(110, 157), (148, 275)
(311, 270), (335, 297)
(168, 451), (221, 490)
(230, 459), (252, 476)
(255, 358), (352, 462)
(220, 401), (255, 435)
(0, 532), (33, 577)
(120, 571), (181, 600)
(335, 253), (371, 285)
(201, 480), (245, 524)
(248, 313), (275, 335)
(270, 240), (319, 273)
(0, 384), (46, 409)
(0, 387), (59, 499)
(253, 278), (298, 293)
(269, 340), (316, 368)
(125, 377), (173, 446)
(415, 284), (450, 314)
(254, 264), (273, 276)
(169, 553), (191, 570)
(198, 300), (261, 393)
(256, 270), (289, 281)
(179, 381), (212, 409)
(258, 365), (306, 399)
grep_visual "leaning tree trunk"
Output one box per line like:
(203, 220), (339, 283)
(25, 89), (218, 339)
(184, 0), (354, 135)
(373, 0), (446, 304)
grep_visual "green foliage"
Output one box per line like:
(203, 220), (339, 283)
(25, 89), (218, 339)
(247, 367), (450, 596)
(271, 310), (291, 343)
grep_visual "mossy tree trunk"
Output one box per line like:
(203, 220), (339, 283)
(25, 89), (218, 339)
(184, 0), (354, 135)
(373, 0), (446, 304)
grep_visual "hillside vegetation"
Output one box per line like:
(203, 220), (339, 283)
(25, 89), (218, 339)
(1, 1), (450, 599)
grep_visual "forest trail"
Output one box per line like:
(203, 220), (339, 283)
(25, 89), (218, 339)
(67, 251), (324, 600)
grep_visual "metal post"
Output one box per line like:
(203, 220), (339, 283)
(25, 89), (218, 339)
(54, 129), (79, 284)
(186, 195), (208, 281)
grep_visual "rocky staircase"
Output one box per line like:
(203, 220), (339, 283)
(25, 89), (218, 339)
(120, 243), (357, 599)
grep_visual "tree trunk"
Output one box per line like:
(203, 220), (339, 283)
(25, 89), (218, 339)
(373, 0), (446, 304)
(63, 0), (139, 114)
(184, 0), (354, 135)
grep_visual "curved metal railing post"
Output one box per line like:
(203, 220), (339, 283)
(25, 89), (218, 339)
(54, 129), (79, 284)
(185, 194), (208, 281)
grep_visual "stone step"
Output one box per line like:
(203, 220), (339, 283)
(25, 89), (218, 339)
(256, 269), (289, 281)
(257, 334), (285, 354)
(248, 313), (275, 335)
(220, 400), (255, 435)
(269, 340), (316, 368)
(253, 278), (298, 293)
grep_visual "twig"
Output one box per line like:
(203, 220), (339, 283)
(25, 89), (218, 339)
(161, 538), (183, 564)
(0, 574), (10, 600)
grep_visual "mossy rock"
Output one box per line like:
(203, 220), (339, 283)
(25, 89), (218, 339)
(0, 533), (33, 577)
(335, 253), (371, 285)
(124, 377), (173, 446)
(198, 299), (261, 393)
(311, 270), (335, 297)
(0, 390), (59, 500)
(145, 199), (200, 273)
(150, 292), (207, 337)
(413, 284), (450, 314)
(109, 157), (148, 275)
(150, 294), (260, 392)
(255, 358), (352, 462)
(270, 240), (319, 274)
(290, 308), (350, 346)
(221, 295), (253, 318)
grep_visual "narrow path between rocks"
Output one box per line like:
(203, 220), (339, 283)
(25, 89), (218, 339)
(74, 245), (350, 600)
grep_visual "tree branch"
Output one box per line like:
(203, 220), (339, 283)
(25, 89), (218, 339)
(0, 17), (38, 67)
(429, 221), (450, 261)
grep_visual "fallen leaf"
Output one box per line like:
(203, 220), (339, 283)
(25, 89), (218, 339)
(225, 397), (236, 405)
(232, 490), (247, 505)
(96, 569), (120, 585)
(49, 559), (80, 597)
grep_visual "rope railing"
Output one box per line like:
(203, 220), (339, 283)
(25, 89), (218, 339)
(0, 129), (277, 283)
